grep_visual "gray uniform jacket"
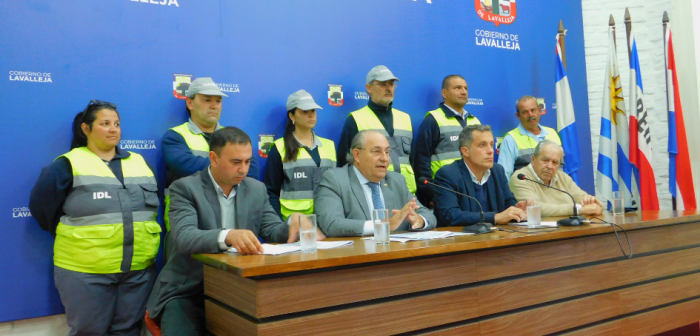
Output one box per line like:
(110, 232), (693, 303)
(147, 170), (288, 318)
(315, 164), (436, 237)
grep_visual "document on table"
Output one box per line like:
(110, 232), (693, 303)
(227, 241), (354, 255)
(363, 231), (474, 243)
(287, 241), (355, 249)
(510, 221), (558, 228)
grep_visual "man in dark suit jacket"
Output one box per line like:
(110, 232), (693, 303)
(315, 130), (436, 236)
(434, 124), (526, 227)
(147, 127), (296, 335)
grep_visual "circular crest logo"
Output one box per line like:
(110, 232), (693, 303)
(475, 0), (517, 26)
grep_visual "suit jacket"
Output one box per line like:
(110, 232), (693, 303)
(315, 164), (436, 237)
(147, 170), (288, 318)
(433, 160), (518, 226)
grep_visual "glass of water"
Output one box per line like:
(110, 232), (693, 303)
(612, 191), (624, 216)
(526, 198), (541, 228)
(373, 209), (390, 245)
(299, 214), (317, 253)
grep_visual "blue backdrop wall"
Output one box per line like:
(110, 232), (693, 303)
(0, 0), (591, 322)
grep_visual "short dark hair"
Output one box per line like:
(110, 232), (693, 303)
(442, 75), (466, 90)
(209, 127), (251, 156)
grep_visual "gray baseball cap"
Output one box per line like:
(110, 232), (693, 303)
(286, 90), (323, 111)
(185, 77), (228, 98)
(366, 65), (400, 84)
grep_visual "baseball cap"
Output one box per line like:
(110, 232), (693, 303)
(185, 77), (228, 98)
(286, 90), (323, 111)
(366, 65), (400, 84)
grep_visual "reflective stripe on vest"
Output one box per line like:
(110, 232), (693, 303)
(426, 108), (481, 177)
(507, 126), (562, 171)
(55, 147), (160, 274)
(273, 137), (336, 220)
(165, 122), (222, 231)
(351, 106), (416, 193)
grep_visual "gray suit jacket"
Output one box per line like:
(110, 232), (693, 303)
(315, 164), (436, 237)
(147, 170), (288, 318)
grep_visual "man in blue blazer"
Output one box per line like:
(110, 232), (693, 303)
(433, 124), (526, 227)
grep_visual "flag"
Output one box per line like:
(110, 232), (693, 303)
(555, 34), (581, 183)
(665, 29), (696, 210)
(596, 26), (636, 210)
(628, 29), (660, 210)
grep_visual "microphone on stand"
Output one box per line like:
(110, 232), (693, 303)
(419, 177), (493, 234)
(516, 173), (587, 226)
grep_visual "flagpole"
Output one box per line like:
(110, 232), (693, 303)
(624, 8), (632, 60)
(558, 20), (566, 69)
(662, 11), (674, 210)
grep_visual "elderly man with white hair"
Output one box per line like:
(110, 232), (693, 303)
(509, 140), (602, 217)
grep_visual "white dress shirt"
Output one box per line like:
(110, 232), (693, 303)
(352, 166), (430, 235)
(209, 167), (238, 250)
(464, 161), (491, 186)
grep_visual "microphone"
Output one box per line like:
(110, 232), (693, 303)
(516, 173), (586, 226)
(419, 177), (493, 234)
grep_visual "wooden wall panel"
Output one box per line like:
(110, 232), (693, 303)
(620, 298), (700, 336)
(618, 272), (700, 314)
(477, 262), (619, 315)
(479, 292), (620, 335)
(415, 323), (481, 336)
(256, 253), (477, 318)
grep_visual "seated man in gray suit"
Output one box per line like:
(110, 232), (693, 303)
(315, 130), (436, 236)
(147, 127), (298, 335)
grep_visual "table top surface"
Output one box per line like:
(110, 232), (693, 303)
(194, 210), (700, 277)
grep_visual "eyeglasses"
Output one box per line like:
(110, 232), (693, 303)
(359, 147), (391, 157)
(82, 100), (118, 124)
(372, 81), (397, 89)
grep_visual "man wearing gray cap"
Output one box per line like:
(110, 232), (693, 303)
(263, 90), (336, 223)
(161, 77), (259, 231)
(337, 65), (417, 194)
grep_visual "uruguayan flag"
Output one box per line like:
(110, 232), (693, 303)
(596, 27), (636, 210)
(555, 34), (581, 183)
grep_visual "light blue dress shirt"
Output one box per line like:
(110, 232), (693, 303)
(497, 124), (551, 183)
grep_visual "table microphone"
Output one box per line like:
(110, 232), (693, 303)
(516, 173), (586, 226)
(418, 177), (493, 234)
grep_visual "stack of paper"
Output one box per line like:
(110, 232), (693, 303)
(227, 241), (354, 256)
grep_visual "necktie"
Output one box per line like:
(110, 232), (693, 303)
(367, 182), (384, 210)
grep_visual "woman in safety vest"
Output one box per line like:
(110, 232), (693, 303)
(29, 100), (160, 335)
(263, 90), (336, 231)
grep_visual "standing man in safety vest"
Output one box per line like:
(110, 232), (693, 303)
(412, 75), (481, 208)
(337, 65), (416, 194)
(162, 77), (259, 230)
(497, 95), (562, 182)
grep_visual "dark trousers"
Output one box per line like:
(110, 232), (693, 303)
(160, 294), (207, 336)
(53, 265), (156, 336)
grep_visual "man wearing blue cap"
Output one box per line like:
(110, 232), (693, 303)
(161, 77), (259, 231)
(337, 65), (417, 194)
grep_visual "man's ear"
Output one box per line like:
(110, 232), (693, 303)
(460, 146), (469, 158)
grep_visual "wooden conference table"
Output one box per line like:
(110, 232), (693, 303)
(195, 211), (700, 335)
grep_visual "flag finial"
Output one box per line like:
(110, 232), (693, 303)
(609, 15), (615, 26)
(663, 11), (669, 24)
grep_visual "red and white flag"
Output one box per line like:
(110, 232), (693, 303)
(665, 28), (696, 210)
(628, 28), (659, 210)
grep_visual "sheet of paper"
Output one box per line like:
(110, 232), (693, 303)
(227, 243), (300, 255)
(287, 241), (354, 249)
(510, 221), (558, 227)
